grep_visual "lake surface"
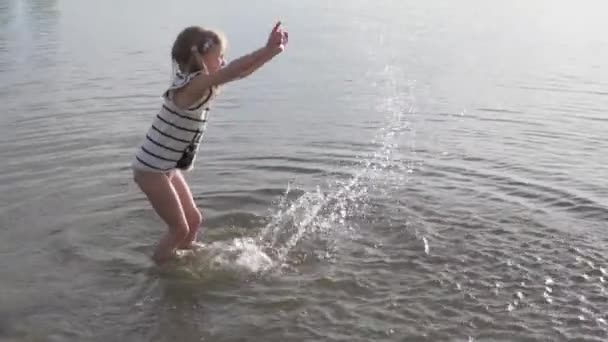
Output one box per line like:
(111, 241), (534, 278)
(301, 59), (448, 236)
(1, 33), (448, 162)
(1, 0), (608, 341)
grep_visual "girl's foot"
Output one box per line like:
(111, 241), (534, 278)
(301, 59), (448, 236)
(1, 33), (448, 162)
(178, 241), (206, 251)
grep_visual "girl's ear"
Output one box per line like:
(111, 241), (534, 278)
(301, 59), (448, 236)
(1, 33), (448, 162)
(200, 59), (209, 75)
(190, 46), (208, 74)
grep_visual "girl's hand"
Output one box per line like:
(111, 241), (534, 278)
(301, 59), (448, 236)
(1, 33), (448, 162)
(266, 21), (288, 53)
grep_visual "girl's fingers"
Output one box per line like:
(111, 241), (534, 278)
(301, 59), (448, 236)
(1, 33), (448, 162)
(272, 31), (282, 45)
(273, 21), (281, 33)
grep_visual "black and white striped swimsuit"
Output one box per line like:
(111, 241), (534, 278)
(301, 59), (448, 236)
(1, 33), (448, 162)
(131, 71), (215, 173)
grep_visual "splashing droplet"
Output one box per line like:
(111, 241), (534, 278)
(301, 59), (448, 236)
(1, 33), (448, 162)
(545, 277), (554, 285)
(422, 237), (429, 255)
(543, 292), (553, 304)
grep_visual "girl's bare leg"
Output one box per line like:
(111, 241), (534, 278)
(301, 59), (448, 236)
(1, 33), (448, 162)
(170, 170), (203, 249)
(133, 170), (190, 264)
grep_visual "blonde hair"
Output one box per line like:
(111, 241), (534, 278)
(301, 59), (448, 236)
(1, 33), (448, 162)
(171, 26), (227, 74)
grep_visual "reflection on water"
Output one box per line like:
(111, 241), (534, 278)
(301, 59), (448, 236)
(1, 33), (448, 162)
(0, 0), (58, 64)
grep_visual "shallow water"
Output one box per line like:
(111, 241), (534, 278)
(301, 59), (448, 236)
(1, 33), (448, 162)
(1, 0), (608, 341)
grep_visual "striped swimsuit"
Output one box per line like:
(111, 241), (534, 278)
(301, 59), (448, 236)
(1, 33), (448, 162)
(131, 71), (215, 173)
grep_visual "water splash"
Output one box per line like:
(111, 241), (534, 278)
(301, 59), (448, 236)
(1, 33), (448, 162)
(175, 65), (416, 275)
(255, 65), (416, 266)
(163, 238), (275, 278)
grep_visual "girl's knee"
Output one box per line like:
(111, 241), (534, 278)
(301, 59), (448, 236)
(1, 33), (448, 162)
(188, 208), (203, 228)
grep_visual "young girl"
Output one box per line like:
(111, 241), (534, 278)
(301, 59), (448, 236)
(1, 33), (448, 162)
(132, 22), (288, 264)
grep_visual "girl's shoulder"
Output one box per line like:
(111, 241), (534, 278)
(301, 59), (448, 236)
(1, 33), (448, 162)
(163, 70), (218, 110)
(163, 70), (203, 97)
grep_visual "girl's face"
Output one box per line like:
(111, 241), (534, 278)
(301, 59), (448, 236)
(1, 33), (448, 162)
(201, 44), (225, 73)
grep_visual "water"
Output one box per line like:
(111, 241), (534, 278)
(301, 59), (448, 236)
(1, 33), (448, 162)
(1, 0), (608, 341)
